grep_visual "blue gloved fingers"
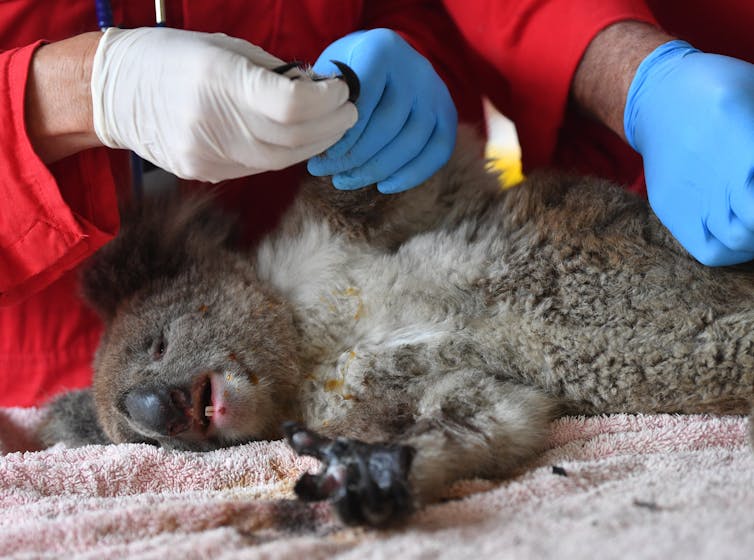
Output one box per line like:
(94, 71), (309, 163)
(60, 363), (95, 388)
(704, 170), (754, 252)
(727, 169), (754, 230)
(663, 209), (754, 267)
(648, 188), (753, 266)
(332, 104), (436, 190)
(309, 35), (388, 166)
(324, 80), (414, 179)
(625, 40), (754, 266)
(329, 68), (455, 191)
(705, 210), (754, 254)
(307, 72), (387, 176)
(692, 234), (754, 267)
(376, 108), (457, 194)
(308, 28), (457, 192)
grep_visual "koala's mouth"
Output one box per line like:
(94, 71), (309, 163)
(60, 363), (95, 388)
(191, 375), (214, 430)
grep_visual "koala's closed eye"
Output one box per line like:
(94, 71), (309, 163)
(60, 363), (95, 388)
(151, 332), (167, 361)
(139, 329), (168, 361)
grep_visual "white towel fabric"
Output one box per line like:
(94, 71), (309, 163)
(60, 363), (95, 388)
(1, 408), (752, 559)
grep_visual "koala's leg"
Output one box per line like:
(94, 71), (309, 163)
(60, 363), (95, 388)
(398, 372), (556, 505)
(286, 372), (555, 526)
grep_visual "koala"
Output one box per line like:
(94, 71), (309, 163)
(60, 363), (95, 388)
(41, 127), (754, 526)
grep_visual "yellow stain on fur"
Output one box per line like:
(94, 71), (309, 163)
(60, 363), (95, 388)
(325, 350), (357, 394)
(347, 288), (366, 320)
(324, 378), (344, 392)
(354, 299), (365, 320)
(320, 295), (338, 313)
(331, 287), (366, 320)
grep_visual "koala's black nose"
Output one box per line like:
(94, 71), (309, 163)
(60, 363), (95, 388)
(123, 386), (192, 437)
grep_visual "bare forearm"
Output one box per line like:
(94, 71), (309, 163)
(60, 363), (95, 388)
(571, 21), (673, 141)
(24, 32), (103, 163)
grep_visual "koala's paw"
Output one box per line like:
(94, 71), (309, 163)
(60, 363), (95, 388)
(38, 389), (111, 447)
(283, 422), (415, 527)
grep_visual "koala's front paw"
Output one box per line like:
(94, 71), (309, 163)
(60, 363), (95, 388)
(283, 422), (415, 527)
(38, 389), (111, 447)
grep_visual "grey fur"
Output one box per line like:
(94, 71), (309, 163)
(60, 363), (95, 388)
(39, 389), (110, 447)
(41, 127), (754, 516)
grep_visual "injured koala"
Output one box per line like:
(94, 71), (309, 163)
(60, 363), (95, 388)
(41, 128), (754, 526)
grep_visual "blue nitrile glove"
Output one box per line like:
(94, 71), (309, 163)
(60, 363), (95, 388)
(307, 28), (458, 193)
(624, 40), (754, 266)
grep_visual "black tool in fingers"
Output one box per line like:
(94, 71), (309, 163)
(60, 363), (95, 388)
(272, 60), (360, 104)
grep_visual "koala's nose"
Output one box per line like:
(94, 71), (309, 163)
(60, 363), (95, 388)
(123, 386), (192, 437)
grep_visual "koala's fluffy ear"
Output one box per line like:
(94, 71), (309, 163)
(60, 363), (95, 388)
(80, 192), (237, 322)
(38, 389), (111, 447)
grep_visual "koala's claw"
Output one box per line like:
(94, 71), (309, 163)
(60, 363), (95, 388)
(328, 60), (360, 103)
(283, 422), (415, 527)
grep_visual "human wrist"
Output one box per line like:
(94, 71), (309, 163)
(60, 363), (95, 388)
(623, 40), (699, 151)
(572, 21), (672, 141)
(24, 32), (103, 163)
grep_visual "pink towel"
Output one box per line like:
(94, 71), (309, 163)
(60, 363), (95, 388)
(1, 408), (752, 559)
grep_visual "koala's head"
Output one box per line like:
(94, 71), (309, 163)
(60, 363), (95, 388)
(81, 194), (301, 451)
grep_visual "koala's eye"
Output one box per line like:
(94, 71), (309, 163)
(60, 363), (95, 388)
(151, 333), (167, 361)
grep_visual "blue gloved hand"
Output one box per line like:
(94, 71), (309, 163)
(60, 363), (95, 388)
(625, 40), (754, 266)
(307, 29), (458, 193)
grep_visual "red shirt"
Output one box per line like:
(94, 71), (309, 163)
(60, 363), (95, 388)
(0, 0), (483, 406)
(444, 0), (754, 193)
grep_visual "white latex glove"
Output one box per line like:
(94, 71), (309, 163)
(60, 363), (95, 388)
(91, 27), (357, 183)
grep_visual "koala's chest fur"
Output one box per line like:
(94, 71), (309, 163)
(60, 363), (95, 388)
(254, 215), (512, 434)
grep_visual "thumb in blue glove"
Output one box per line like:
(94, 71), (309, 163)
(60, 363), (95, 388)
(307, 28), (458, 194)
(624, 40), (754, 266)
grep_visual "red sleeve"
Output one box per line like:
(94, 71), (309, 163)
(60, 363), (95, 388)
(361, 0), (485, 128)
(0, 42), (122, 307)
(443, 0), (657, 171)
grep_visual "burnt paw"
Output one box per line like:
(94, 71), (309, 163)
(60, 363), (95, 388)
(283, 422), (415, 527)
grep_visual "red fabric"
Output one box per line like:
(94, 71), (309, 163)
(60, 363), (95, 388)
(0, 0), (483, 406)
(445, 0), (754, 195)
(444, 0), (657, 193)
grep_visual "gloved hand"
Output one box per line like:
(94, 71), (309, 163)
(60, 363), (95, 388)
(91, 27), (357, 183)
(624, 40), (754, 266)
(307, 28), (457, 193)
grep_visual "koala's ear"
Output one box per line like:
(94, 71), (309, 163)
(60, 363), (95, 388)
(38, 389), (111, 447)
(80, 192), (238, 322)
